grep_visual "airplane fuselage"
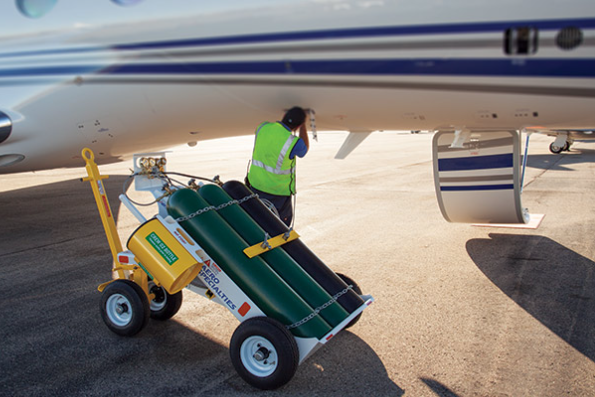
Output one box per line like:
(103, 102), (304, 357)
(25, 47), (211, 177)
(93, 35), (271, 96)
(1, 0), (594, 173)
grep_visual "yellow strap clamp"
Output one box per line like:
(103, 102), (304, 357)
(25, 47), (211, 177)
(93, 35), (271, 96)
(243, 230), (300, 258)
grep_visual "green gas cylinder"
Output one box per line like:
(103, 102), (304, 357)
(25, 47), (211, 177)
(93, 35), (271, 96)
(167, 188), (331, 339)
(198, 184), (350, 328)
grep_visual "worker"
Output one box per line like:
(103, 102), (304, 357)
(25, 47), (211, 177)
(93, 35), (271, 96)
(246, 107), (310, 227)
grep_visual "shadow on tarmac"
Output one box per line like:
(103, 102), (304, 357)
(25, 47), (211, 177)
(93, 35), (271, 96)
(467, 233), (595, 363)
(0, 176), (400, 396)
(293, 331), (404, 397)
(420, 377), (461, 397)
(527, 149), (595, 171)
(0, 175), (129, 257)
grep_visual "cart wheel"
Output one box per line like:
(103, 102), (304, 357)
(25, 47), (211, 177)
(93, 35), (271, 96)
(230, 317), (299, 390)
(149, 282), (183, 321)
(100, 280), (149, 336)
(336, 273), (363, 329)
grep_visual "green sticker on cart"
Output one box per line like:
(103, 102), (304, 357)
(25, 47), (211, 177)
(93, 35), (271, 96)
(146, 232), (178, 265)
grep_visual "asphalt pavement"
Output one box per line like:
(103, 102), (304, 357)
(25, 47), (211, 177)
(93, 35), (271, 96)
(0, 132), (593, 396)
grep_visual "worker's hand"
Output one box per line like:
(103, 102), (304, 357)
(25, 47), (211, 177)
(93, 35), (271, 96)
(298, 122), (310, 150)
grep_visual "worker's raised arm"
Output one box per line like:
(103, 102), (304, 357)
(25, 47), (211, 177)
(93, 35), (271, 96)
(298, 122), (310, 151)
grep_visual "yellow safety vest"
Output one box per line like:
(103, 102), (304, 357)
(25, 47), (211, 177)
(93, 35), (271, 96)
(248, 122), (299, 196)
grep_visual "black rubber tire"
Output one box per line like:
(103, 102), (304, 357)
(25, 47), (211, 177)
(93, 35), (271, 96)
(100, 280), (150, 337)
(336, 273), (363, 329)
(149, 283), (183, 321)
(230, 317), (299, 390)
(549, 142), (563, 154)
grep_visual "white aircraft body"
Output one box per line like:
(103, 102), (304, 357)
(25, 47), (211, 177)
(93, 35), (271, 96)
(1, 0), (594, 224)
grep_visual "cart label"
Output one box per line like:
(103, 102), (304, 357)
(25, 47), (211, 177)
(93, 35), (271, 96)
(199, 264), (236, 311)
(146, 232), (178, 265)
(101, 196), (112, 218)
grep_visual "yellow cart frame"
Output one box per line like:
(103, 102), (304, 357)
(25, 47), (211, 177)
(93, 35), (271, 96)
(81, 148), (153, 300)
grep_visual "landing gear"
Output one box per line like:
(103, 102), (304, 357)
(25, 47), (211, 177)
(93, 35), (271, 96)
(549, 142), (564, 154)
(549, 141), (571, 154)
(229, 317), (299, 390)
(549, 132), (573, 154)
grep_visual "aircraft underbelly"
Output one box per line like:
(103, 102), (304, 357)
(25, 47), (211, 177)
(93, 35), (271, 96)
(2, 77), (595, 174)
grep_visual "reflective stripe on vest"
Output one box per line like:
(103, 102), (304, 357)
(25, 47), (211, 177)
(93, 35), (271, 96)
(251, 135), (296, 175)
(248, 122), (298, 195)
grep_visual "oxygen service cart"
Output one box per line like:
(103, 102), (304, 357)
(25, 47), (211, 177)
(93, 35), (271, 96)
(81, 148), (374, 390)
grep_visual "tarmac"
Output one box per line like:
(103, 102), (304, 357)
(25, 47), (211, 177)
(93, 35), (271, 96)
(0, 132), (593, 396)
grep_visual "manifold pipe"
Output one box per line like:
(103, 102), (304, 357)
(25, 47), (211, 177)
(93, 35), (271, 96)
(119, 194), (147, 223)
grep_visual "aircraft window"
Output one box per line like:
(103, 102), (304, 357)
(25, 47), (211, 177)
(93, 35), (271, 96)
(111, 0), (144, 6)
(556, 27), (583, 50)
(504, 27), (538, 55)
(16, 0), (57, 18)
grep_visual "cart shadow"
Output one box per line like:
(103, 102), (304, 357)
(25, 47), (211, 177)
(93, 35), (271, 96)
(269, 330), (403, 396)
(467, 233), (595, 362)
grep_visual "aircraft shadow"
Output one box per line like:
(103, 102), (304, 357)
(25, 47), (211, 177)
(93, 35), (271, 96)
(466, 233), (595, 362)
(0, 175), (130, 256)
(0, 176), (400, 396)
(420, 378), (461, 397)
(527, 149), (595, 171)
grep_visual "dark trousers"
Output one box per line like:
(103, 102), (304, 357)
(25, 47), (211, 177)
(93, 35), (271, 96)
(249, 186), (293, 227)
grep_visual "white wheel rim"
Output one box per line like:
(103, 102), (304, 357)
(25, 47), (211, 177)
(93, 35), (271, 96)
(149, 284), (166, 311)
(240, 335), (278, 377)
(106, 293), (133, 327)
(150, 295), (166, 311)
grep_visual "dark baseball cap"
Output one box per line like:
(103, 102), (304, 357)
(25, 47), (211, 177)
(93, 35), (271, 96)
(282, 107), (306, 129)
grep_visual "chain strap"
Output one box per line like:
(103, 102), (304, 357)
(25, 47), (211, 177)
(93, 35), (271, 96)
(286, 285), (353, 330)
(175, 193), (258, 222)
(174, 190), (350, 331)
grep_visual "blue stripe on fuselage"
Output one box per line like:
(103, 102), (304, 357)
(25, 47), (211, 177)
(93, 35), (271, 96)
(438, 154), (514, 172)
(1, 59), (592, 78)
(0, 65), (99, 77)
(105, 59), (595, 78)
(113, 17), (595, 51)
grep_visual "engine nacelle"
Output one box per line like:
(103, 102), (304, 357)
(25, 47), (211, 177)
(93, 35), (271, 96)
(433, 130), (529, 224)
